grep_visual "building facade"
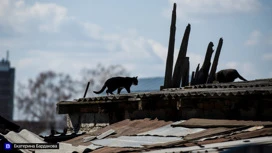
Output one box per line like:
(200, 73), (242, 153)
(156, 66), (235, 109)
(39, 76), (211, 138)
(0, 51), (15, 120)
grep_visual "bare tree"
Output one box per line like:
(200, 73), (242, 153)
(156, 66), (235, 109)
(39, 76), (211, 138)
(80, 64), (130, 97)
(16, 65), (129, 129)
(16, 71), (78, 128)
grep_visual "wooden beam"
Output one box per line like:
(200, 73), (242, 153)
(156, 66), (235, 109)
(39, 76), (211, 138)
(207, 38), (223, 83)
(196, 42), (214, 84)
(83, 82), (90, 98)
(182, 57), (190, 87)
(172, 24), (191, 88)
(163, 3), (177, 89)
(194, 63), (200, 84)
(191, 71), (195, 86)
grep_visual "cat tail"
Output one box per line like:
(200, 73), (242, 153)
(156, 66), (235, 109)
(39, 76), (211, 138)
(238, 73), (247, 81)
(93, 84), (106, 94)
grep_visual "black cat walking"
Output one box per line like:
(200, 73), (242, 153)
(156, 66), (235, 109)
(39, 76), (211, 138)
(93, 77), (138, 95)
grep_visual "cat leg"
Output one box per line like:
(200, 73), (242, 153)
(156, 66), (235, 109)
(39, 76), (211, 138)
(107, 87), (115, 95)
(108, 89), (114, 95)
(117, 88), (123, 94)
(125, 87), (131, 93)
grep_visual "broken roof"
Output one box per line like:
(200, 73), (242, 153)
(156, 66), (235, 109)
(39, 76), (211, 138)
(62, 118), (272, 153)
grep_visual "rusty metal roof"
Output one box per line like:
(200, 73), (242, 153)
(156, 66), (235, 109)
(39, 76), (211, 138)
(145, 136), (272, 153)
(137, 121), (205, 137)
(172, 118), (272, 128)
(62, 118), (272, 153)
(64, 118), (171, 146)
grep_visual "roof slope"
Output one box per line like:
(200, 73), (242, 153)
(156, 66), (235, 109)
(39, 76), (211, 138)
(63, 118), (272, 153)
(58, 78), (272, 107)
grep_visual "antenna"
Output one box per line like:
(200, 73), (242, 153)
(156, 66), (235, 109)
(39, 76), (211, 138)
(6, 50), (9, 61)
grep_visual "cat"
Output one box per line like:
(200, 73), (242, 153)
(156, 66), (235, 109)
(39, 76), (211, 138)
(93, 76), (138, 95)
(215, 69), (247, 83)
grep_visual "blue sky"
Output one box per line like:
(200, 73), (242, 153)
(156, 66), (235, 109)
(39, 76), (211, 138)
(1, 0), (272, 85)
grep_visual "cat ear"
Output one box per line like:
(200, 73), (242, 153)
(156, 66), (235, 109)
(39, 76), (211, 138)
(136, 76), (138, 79)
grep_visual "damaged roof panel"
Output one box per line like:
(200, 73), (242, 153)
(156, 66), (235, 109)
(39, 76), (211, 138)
(61, 118), (272, 152)
(91, 136), (182, 148)
(137, 121), (205, 137)
(173, 118), (272, 128)
(90, 118), (172, 138)
(63, 118), (172, 146)
(144, 136), (272, 153)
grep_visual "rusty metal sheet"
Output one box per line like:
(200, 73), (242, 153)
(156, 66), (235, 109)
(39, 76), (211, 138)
(91, 146), (140, 153)
(137, 121), (205, 137)
(91, 136), (182, 148)
(96, 129), (115, 139)
(144, 136), (272, 153)
(90, 118), (172, 138)
(144, 126), (249, 149)
(63, 119), (171, 147)
(184, 127), (231, 140)
(183, 138), (230, 147)
(173, 118), (272, 128)
(82, 136), (96, 142)
(226, 127), (272, 140)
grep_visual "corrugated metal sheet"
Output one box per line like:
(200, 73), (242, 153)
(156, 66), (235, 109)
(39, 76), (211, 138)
(57, 78), (272, 104)
(137, 121), (205, 137)
(90, 118), (172, 138)
(96, 129), (115, 139)
(144, 136), (272, 153)
(173, 118), (272, 128)
(91, 136), (182, 148)
(91, 146), (140, 153)
(83, 136), (96, 142)
(3, 129), (45, 144)
(226, 127), (272, 140)
(61, 118), (272, 152)
(63, 118), (171, 146)
(184, 127), (231, 140)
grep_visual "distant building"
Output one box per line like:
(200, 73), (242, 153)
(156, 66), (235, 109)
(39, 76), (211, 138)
(0, 51), (15, 120)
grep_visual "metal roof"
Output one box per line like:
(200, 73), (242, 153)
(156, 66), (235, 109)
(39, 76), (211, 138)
(137, 121), (205, 137)
(64, 118), (171, 146)
(91, 118), (171, 138)
(58, 78), (272, 106)
(172, 118), (272, 128)
(92, 136), (182, 148)
(144, 136), (272, 153)
(62, 118), (272, 153)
